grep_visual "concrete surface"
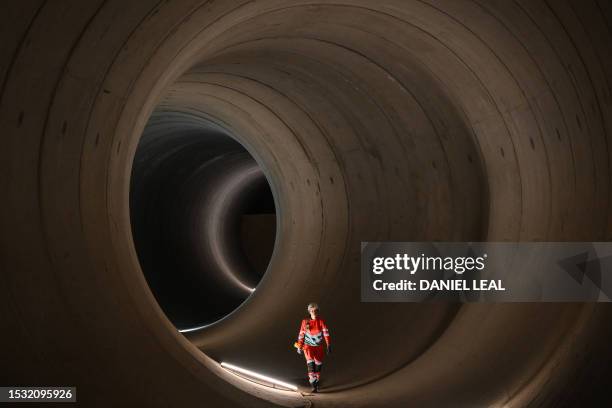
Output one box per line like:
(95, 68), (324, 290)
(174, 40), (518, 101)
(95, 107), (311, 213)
(2, 1), (612, 407)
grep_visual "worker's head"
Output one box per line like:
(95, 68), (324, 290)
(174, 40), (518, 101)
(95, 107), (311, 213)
(307, 302), (319, 318)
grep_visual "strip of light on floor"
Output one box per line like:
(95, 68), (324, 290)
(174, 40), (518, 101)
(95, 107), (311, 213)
(220, 362), (298, 391)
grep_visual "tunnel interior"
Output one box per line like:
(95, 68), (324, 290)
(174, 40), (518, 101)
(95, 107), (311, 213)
(2, 1), (612, 407)
(119, 0), (610, 403)
(138, 4), (490, 396)
(130, 112), (277, 330)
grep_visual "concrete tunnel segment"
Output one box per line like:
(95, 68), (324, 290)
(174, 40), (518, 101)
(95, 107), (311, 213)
(2, 1), (612, 406)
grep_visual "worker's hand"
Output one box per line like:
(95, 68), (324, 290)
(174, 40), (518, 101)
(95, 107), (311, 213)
(297, 348), (302, 355)
(326, 345), (332, 354)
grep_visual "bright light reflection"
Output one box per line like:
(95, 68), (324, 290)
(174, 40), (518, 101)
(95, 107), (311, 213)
(220, 362), (298, 391)
(178, 324), (210, 333)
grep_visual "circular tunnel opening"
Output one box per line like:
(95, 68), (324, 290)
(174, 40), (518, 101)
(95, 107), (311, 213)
(129, 111), (277, 331)
(123, 3), (492, 395)
(122, 2), (493, 399)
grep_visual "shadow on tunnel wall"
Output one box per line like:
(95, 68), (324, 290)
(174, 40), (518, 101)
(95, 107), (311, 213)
(1, 1), (612, 407)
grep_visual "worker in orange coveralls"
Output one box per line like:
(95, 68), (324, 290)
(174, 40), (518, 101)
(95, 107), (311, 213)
(295, 302), (331, 393)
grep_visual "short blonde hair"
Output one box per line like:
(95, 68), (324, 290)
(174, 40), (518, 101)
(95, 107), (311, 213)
(307, 302), (319, 311)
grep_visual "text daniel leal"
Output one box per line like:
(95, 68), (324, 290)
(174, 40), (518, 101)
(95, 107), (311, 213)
(373, 279), (506, 291)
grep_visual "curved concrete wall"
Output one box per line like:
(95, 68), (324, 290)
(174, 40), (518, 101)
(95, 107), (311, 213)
(1, 1), (611, 407)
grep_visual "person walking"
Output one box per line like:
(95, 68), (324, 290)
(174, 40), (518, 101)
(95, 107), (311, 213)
(295, 302), (331, 392)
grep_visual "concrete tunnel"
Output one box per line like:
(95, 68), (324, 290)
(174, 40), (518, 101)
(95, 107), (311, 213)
(2, 0), (612, 406)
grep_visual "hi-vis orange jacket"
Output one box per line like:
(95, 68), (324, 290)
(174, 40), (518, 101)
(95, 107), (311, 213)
(296, 317), (331, 349)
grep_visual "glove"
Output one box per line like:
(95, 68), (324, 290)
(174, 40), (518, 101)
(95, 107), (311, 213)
(326, 345), (332, 354)
(297, 348), (302, 355)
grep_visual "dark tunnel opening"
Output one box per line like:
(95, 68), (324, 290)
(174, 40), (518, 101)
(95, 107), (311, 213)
(129, 112), (277, 330)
